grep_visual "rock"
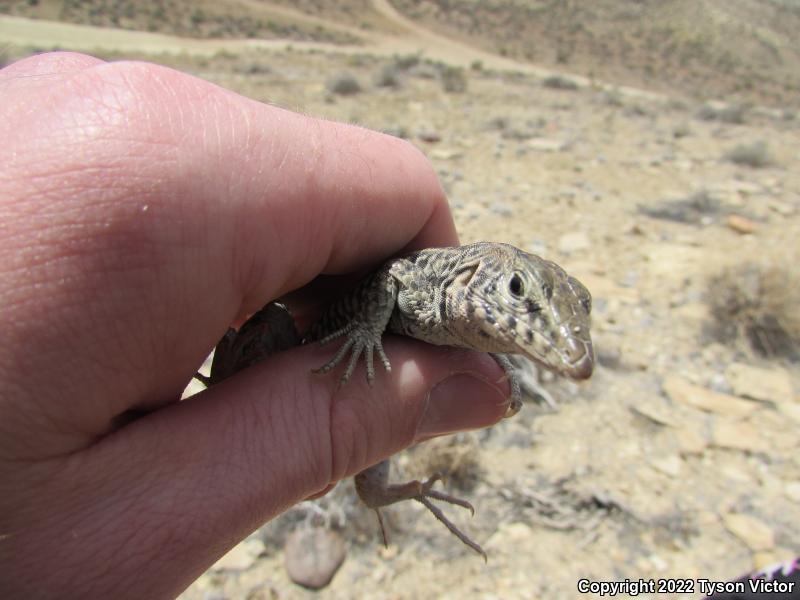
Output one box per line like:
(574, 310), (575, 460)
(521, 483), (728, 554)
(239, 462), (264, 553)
(429, 148), (462, 160)
(784, 481), (800, 502)
(284, 527), (346, 590)
(630, 402), (677, 426)
(212, 538), (265, 571)
(663, 376), (758, 417)
(777, 402), (800, 423)
(528, 138), (565, 152)
(557, 231), (591, 254)
(725, 363), (795, 404)
(711, 418), (767, 453)
(417, 126), (441, 143)
(722, 513), (775, 551)
(650, 455), (682, 477)
(675, 427), (708, 455)
(725, 214), (758, 234)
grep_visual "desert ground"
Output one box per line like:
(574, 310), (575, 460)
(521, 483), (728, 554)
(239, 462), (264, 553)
(1, 2), (798, 598)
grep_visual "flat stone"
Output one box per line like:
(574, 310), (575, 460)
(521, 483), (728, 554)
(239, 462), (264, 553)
(557, 231), (591, 254)
(784, 481), (800, 502)
(284, 527), (346, 590)
(528, 138), (565, 152)
(429, 148), (462, 160)
(711, 418), (767, 453)
(212, 538), (264, 571)
(777, 402), (800, 423)
(663, 376), (758, 416)
(725, 214), (758, 234)
(650, 455), (682, 477)
(725, 363), (795, 404)
(630, 403), (678, 427)
(675, 427), (708, 455)
(722, 513), (775, 551)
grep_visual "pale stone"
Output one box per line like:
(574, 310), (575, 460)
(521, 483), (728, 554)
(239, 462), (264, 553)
(725, 214), (758, 234)
(785, 481), (800, 502)
(651, 455), (682, 477)
(725, 363), (794, 403)
(722, 513), (775, 551)
(630, 403), (678, 427)
(528, 138), (565, 152)
(675, 427), (708, 455)
(711, 419), (767, 452)
(430, 148), (462, 160)
(777, 402), (800, 423)
(284, 528), (346, 590)
(663, 376), (758, 417)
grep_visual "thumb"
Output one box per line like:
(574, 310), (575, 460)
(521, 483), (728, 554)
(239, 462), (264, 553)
(6, 337), (509, 599)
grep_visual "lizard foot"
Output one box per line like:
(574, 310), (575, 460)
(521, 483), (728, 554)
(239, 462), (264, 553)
(355, 463), (487, 561)
(312, 324), (391, 387)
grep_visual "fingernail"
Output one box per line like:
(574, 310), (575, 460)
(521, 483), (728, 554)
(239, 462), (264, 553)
(417, 373), (508, 439)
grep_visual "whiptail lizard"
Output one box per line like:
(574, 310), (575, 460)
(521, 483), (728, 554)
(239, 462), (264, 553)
(195, 242), (594, 558)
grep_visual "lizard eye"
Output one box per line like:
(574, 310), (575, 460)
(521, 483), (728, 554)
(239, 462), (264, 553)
(508, 273), (524, 297)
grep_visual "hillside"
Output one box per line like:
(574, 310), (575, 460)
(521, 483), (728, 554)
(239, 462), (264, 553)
(4, 0), (799, 106)
(385, 0), (800, 107)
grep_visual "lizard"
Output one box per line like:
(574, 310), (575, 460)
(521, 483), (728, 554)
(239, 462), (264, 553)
(195, 241), (594, 559)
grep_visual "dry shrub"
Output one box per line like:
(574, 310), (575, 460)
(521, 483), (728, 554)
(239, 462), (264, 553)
(542, 75), (579, 90)
(326, 72), (361, 96)
(440, 65), (467, 93)
(707, 263), (800, 361)
(725, 141), (774, 168)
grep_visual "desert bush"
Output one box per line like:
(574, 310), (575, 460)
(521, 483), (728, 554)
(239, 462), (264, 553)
(392, 52), (422, 70)
(326, 72), (361, 96)
(725, 141), (773, 168)
(673, 122), (691, 138)
(696, 103), (747, 124)
(543, 75), (579, 90)
(440, 65), (467, 93)
(707, 263), (799, 361)
(374, 63), (401, 88)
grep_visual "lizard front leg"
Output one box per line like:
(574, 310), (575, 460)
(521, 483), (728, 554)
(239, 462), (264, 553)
(307, 266), (399, 386)
(355, 460), (487, 560)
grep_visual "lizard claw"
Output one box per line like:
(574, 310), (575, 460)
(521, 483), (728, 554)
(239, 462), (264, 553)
(313, 325), (391, 387)
(355, 464), (486, 560)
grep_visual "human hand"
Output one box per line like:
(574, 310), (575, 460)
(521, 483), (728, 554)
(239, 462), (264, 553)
(0, 53), (511, 598)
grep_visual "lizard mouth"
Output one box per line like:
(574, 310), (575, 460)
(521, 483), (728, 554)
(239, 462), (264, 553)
(563, 343), (594, 380)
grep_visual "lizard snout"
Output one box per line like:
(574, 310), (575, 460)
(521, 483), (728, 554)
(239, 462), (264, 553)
(562, 337), (594, 380)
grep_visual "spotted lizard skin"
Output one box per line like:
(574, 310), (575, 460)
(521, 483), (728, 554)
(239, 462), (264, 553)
(197, 242), (594, 559)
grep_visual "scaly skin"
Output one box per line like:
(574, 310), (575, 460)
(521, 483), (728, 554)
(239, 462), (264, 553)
(197, 242), (594, 559)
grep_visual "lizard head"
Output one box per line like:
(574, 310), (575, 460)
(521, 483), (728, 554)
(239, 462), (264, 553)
(461, 245), (594, 380)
